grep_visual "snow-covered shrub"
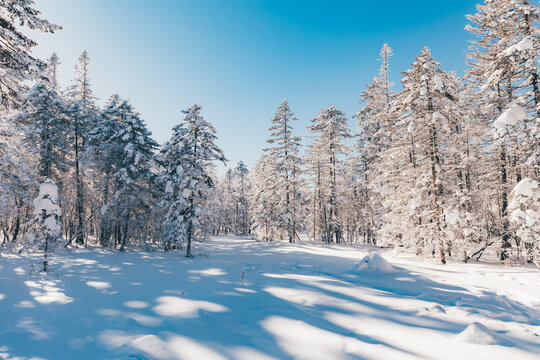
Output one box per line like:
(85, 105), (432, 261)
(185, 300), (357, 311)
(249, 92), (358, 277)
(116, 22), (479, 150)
(22, 180), (64, 272)
(509, 178), (540, 265)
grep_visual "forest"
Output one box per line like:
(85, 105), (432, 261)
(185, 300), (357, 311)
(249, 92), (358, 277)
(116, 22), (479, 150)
(0, 0), (538, 270)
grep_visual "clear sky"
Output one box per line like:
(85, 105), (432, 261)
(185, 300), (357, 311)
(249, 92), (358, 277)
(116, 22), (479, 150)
(31, 0), (480, 173)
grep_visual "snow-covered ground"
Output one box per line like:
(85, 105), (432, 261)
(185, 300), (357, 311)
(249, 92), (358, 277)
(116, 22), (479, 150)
(1, 237), (539, 360)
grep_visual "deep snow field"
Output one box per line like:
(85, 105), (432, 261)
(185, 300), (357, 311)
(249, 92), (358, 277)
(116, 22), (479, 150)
(1, 237), (539, 360)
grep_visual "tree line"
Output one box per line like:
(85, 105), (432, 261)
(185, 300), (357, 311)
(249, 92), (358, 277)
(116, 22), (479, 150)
(0, 0), (538, 268)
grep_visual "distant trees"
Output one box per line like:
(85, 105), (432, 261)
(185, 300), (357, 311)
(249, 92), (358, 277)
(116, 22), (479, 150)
(216, 161), (251, 236)
(249, 154), (279, 241)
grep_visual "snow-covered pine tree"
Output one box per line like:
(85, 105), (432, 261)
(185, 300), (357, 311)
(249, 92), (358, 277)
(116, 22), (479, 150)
(86, 95), (124, 246)
(307, 105), (352, 243)
(466, 0), (539, 260)
(16, 82), (70, 181)
(65, 50), (99, 246)
(445, 81), (494, 262)
(160, 104), (226, 257)
(263, 100), (303, 242)
(98, 96), (158, 250)
(44, 53), (60, 91)
(0, 52), (65, 246)
(304, 134), (322, 242)
(382, 47), (459, 263)
(0, 0), (61, 110)
(354, 43), (395, 244)
(23, 180), (63, 272)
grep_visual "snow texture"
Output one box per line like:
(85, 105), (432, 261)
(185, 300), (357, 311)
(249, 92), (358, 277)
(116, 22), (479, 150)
(0, 237), (539, 359)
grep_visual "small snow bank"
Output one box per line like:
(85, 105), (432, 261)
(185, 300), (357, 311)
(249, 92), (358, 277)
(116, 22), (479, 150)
(352, 253), (395, 273)
(456, 322), (512, 346)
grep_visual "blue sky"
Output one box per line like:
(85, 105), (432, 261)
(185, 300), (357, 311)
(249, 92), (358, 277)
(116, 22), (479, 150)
(32, 0), (480, 173)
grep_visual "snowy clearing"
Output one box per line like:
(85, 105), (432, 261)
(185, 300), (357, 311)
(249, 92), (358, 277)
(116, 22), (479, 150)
(1, 237), (539, 360)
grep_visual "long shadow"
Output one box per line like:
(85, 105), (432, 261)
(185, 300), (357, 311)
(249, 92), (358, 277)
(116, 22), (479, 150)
(2, 239), (539, 359)
(98, 239), (540, 358)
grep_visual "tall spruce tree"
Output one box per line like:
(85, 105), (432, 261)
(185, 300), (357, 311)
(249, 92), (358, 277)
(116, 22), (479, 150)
(307, 106), (352, 243)
(382, 47), (459, 263)
(160, 104), (226, 257)
(264, 100), (303, 242)
(98, 96), (158, 250)
(66, 51), (99, 245)
(354, 43), (395, 244)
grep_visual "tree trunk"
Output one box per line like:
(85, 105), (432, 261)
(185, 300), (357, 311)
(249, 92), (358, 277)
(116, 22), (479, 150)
(500, 145), (511, 260)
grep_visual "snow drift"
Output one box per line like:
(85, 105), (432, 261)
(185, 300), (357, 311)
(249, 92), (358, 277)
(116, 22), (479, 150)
(456, 322), (512, 346)
(352, 252), (395, 273)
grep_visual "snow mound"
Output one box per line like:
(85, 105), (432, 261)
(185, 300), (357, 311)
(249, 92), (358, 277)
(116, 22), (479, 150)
(353, 253), (395, 273)
(456, 322), (511, 346)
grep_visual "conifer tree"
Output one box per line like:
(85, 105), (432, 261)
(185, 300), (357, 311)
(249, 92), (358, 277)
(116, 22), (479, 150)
(466, 0), (539, 260)
(0, 0), (61, 110)
(307, 106), (352, 243)
(382, 47), (459, 263)
(16, 72), (70, 183)
(264, 100), (303, 242)
(354, 44), (395, 243)
(160, 104), (226, 257)
(233, 161), (250, 235)
(66, 51), (99, 245)
(99, 96), (158, 250)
